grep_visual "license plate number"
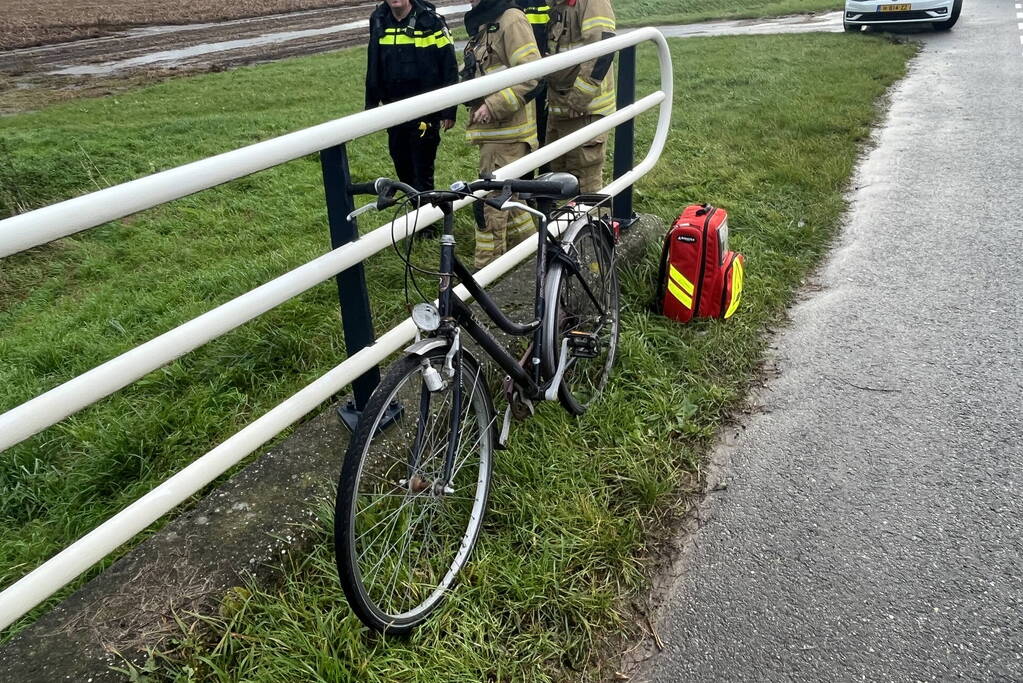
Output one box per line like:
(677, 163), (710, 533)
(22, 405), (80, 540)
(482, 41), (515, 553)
(879, 3), (911, 10)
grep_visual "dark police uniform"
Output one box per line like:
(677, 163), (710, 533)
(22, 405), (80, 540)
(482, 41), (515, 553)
(516, 0), (552, 148)
(516, 0), (552, 51)
(365, 0), (458, 192)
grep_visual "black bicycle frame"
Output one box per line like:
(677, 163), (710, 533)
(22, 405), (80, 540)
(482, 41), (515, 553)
(407, 192), (610, 484)
(434, 199), (563, 400)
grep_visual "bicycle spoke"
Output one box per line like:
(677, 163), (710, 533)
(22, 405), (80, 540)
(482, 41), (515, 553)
(338, 337), (494, 630)
(378, 500), (435, 609)
(356, 486), (433, 550)
(450, 412), (498, 483)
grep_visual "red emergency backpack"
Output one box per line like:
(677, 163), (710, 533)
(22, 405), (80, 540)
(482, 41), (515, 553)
(654, 204), (745, 323)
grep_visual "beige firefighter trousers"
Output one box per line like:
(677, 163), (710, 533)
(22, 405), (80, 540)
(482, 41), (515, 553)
(546, 114), (607, 194)
(475, 141), (537, 269)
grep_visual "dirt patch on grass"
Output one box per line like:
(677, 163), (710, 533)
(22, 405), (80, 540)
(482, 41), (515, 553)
(0, 0), (366, 50)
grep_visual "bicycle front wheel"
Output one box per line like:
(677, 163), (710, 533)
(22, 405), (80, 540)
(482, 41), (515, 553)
(541, 218), (620, 415)
(335, 347), (495, 634)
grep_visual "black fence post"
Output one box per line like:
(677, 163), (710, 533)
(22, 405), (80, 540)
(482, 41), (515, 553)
(612, 45), (639, 228)
(320, 143), (380, 432)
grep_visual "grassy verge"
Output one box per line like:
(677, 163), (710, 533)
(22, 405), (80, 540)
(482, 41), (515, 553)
(615, 0), (842, 27)
(0, 47), (485, 638)
(124, 34), (909, 680)
(0, 28), (913, 677)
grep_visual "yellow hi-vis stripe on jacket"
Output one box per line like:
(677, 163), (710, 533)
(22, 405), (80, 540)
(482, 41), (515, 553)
(580, 15), (615, 31)
(378, 27), (452, 48)
(465, 107), (538, 145)
(524, 5), (551, 23)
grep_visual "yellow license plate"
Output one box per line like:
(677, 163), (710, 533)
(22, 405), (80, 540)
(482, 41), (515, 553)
(879, 3), (911, 10)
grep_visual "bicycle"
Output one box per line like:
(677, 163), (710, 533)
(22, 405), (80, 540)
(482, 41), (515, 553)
(334, 172), (620, 634)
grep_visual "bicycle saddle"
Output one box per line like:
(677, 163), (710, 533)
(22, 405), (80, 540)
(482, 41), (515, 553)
(521, 172), (580, 200)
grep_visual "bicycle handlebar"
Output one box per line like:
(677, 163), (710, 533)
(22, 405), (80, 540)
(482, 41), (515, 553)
(345, 173), (580, 221)
(466, 178), (571, 197)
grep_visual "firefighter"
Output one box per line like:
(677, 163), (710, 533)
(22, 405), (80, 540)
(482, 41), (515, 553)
(365, 0), (458, 195)
(462, 0), (543, 268)
(544, 0), (616, 193)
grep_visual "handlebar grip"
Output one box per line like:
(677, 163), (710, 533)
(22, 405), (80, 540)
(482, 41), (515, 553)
(349, 178), (419, 199)
(505, 180), (564, 195)
(379, 179), (418, 198)
(468, 179), (509, 193)
(468, 179), (565, 196)
(348, 181), (377, 196)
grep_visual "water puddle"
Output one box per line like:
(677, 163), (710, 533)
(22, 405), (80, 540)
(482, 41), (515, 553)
(651, 12), (842, 38)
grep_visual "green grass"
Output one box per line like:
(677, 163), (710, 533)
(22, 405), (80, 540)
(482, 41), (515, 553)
(0, 49), (484, 637)
(615, 0), (842, 27)
(0, 29), (914, 679)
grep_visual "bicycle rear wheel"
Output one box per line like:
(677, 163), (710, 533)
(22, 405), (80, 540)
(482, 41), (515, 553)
(541, 217), (620, 415)
(335, 347), (495, 634)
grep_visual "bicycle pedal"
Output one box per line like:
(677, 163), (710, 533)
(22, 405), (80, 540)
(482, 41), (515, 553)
(566, 330), (600, 359)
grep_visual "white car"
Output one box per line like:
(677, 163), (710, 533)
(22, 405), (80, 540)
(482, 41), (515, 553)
(844, 0), (962, 31)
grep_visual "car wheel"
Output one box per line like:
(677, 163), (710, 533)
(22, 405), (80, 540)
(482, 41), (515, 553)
(843, 19), (859, 32)
(934, 0), (961, 30)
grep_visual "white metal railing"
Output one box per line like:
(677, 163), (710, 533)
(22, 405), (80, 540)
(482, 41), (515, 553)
(0, 27), (673, 631)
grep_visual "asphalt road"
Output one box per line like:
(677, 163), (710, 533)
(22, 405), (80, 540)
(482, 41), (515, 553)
(638, 2), (1023, 681)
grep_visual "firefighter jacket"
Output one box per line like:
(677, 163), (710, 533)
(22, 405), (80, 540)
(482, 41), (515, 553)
(462, 0), (543, 148)
(546, 0), (616, 118)
(365, 0), (458, 121)
(516, 0), (552, 54)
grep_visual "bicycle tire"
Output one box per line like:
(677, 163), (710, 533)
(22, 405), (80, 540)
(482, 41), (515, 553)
(541, 217), (620, 416)
(335, 347), (495, 634)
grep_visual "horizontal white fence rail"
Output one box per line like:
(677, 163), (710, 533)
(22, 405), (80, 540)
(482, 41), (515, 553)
(0, 27), (673, 631)
(0, 27), (669, 259)
(0, 92), (665, 453)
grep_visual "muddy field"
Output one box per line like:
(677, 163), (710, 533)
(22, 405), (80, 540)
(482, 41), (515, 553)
(0, 0), (361, 50)
(0, 0), (467, 115)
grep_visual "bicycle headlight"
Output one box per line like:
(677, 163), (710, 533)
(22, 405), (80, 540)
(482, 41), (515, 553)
(412, 303), (441, 332)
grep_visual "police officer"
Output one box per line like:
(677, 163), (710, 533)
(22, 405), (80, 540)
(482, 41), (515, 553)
(517, 0), (552, 48)
(545, 0), (616, 193)
(516, 0), (551, 148)
(462, 0), (543, 268)
(365, 0), (458, 194)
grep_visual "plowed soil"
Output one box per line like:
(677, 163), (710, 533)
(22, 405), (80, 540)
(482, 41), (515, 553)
(0, 1), (466, 114)
(2, 1), (361, 50)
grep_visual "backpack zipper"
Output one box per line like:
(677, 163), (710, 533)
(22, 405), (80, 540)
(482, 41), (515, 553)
(692, 206), (715, 316)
